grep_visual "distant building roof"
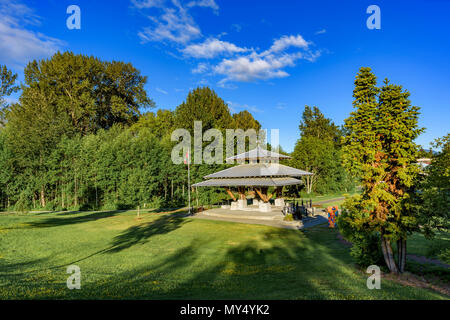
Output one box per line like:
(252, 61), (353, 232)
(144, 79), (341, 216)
(225, 146), (291, 162)
(204, 163), (313, 179)
(416, 158), (432, 165)
(192, 177), (303, 187)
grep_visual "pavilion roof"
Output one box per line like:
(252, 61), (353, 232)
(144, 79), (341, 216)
(204, 163), (313, 179)
(192, 177), (303, 187)
(225, 146), (291, 161)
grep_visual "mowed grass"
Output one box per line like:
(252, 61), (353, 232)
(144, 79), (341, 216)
(0, 209), (447, 300)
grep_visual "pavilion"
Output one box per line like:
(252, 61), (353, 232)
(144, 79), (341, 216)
(192, 146), (313, 212)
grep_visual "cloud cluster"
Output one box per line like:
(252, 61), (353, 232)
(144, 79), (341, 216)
(182, 38), (249, 59)
(134, 0), (217, 44)
(132, 0), (320, 86)
(214, 37), (320, 85)
(0, 0), (63, 68)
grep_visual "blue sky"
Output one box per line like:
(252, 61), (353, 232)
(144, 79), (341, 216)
(1, 0), (449, 152)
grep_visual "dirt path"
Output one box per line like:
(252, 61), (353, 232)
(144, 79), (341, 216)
(407, 254), (450, 269)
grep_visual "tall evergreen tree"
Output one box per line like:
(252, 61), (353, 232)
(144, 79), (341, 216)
(340, 67), (424, 273)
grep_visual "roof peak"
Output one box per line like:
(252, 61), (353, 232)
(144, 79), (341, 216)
(225, 146), (291, 162)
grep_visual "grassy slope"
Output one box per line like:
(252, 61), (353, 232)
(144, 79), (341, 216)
(0, 210), (447, 300)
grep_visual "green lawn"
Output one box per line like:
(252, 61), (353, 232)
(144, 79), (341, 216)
(0, 209), (447, 299)
(407, 231), (450, 260)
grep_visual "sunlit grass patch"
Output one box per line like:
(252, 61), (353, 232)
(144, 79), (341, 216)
(0, 209), (447, 300)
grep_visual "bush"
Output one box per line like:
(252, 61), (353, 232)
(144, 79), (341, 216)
(14, 193), (29, 213)
(337, 197), (385, 268)
(283, 213), (294, 221)
(438, 248), (450, 265)
(349, 232), (384, 268)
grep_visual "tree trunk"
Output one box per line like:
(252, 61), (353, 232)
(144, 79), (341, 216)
(40, 186), (46, 207)
(381, 234), (399, 273)
(397, 238), (407, 273)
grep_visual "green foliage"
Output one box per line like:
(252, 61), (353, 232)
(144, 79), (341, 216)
(437, 248), (450, 265)
(341, 67), (424, 272)
(283, 213), (294, 221)
(338, 197), (384, 267)
(290, 106), (355, 194)
(0, 59), (263, 211)
(299, 105), (341, 142)
(415, 134), (450, 237)
(349, 233), (384, 268)
(0, 65), (19, 126)
(341, 67), (423, 239)
(175, 86), (233, 132)
(232, 110), (261, 131)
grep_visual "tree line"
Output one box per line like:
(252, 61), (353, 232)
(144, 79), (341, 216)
(0, 52), (262, 211)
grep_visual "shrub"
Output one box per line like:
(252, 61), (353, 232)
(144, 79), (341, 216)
(338, 198), (385, 268)
(438, 248), (450, 265)
(349, 232), (385, 268)
(283, 213), (294, 221)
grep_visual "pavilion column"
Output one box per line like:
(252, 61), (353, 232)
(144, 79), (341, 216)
(238, 187), (246, 200)
(225, 188), (236, 201)
(255, 187), (268, 203)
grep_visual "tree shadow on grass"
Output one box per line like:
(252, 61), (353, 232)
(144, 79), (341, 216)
(22, 207), (189, 229)
(0, 257), (50, 275)
(105, 213), (190, 253)
(23, 210), (123, 228)
(2, 212), (191, 276)
(73, 225), (383, 300)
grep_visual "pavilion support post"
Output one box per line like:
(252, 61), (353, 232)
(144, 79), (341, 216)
(238, 187), (246, 200)
(226, 188), (236, 201)
(262, 187), (269, 202)
(255, 188), (267, 203)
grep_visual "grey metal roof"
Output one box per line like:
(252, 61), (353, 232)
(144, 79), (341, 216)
(192, 177), (303, 187)
(225, 146), (291, 161)
(204, 163), (313, 178)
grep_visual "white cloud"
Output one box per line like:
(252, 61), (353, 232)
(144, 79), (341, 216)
(191, 62), (208, 74)
(315, 29), (326, 35)
(262, 34), (309, 55)
(214, 34), (319, 84)
(187, 0), (219, 13)
(0, 0), (64, 67)
(138, 6), (201, 44)
(216, 55), (291, 83)
(182, 38), (249, 58)
(155, 87), (168, 94)
(131, 0), (165, 9)
(132, 1), (320, 87)
(134, 0), (217, 44)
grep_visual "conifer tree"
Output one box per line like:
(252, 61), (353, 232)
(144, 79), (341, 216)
(341, 67), (424, 273)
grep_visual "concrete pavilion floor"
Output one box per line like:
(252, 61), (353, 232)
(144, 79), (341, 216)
(192, 206), (329, 230)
